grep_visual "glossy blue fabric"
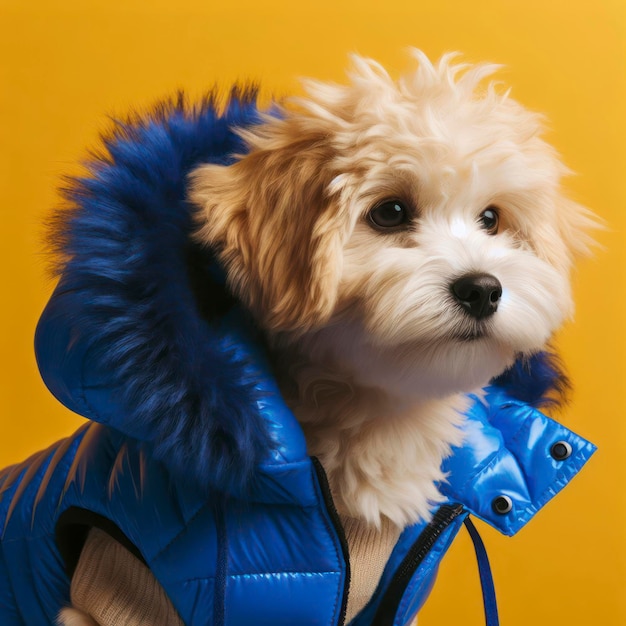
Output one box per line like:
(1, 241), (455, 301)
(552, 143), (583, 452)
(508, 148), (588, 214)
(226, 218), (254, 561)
(0, 303), (596, 625)
(0, 92), (596, 625)
(0, 423), (347, 626)
(440, 388), (596, 536)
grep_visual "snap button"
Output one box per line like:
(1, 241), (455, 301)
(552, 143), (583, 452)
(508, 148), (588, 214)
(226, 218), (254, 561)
(491, 495), (513, 515)
(550, 441), (572, 461)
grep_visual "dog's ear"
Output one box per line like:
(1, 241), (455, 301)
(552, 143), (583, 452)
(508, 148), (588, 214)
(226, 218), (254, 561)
(190, 120), (348, 333)
(555, 197), (600, 266)
(529, 195), (599, 277)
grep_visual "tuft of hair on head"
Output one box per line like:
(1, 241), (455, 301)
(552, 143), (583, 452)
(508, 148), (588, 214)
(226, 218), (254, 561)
(401, 49), (504, 99)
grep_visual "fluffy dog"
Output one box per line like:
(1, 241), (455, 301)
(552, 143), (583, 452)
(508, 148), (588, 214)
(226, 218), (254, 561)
(190, 50), (594, 525)
(59, 50), (594, 625)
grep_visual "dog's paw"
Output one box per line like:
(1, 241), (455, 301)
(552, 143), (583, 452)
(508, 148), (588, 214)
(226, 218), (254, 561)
(57, 607), (100, 626)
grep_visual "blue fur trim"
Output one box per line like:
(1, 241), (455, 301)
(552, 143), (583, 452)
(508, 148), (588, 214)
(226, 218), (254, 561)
(48, 89), (276, 495)
(491, 351), (570, 408)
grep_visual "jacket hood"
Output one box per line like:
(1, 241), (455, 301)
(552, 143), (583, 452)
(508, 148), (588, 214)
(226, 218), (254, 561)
(36, 91), (585, 503)
(38, 89), (284, 496)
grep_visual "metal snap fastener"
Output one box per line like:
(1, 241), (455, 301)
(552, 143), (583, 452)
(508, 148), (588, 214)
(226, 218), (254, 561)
(550, 441), (572, 461)
(492, 495), (513, 515)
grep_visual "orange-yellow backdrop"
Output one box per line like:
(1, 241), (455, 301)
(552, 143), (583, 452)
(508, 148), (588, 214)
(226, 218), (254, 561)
(1, 0), (624, 624)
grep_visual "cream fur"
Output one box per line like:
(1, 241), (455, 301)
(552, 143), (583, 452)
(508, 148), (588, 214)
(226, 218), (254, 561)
(57, 608), (99, 626)
(190, 50), (596, 529)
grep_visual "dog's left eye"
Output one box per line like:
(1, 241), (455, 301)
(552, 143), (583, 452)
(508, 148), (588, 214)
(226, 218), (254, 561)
(368, 200), (410, 230)
(478, 206), (499, 235)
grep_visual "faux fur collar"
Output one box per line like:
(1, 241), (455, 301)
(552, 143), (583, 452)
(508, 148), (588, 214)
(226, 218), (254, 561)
(48, 89), (279, 496)
(47, 90), (565, 495)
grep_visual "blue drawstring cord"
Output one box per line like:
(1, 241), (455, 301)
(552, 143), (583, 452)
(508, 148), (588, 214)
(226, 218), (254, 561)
(464, 517), (500, 626)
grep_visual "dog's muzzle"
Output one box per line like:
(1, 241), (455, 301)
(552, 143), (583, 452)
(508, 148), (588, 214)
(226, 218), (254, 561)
(450, 273), (502, 320)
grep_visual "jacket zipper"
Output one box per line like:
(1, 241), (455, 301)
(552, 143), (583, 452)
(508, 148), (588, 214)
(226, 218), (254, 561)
(371, 503), (466, 626)
(311, 457), (351, 626)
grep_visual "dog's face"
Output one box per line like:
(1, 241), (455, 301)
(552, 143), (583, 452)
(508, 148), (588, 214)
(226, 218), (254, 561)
(191, 51), (595, 399)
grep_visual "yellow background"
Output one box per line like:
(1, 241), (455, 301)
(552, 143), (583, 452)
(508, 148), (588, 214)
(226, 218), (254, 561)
(0, 0), (624, 624)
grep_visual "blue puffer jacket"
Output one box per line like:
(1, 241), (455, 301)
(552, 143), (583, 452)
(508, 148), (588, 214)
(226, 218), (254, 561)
(0, 91), (596, 626)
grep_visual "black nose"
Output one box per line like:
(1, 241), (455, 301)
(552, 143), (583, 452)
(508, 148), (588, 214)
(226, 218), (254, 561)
(450, 273), (502, 319)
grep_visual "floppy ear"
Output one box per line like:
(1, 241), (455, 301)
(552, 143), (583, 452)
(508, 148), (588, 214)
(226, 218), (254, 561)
(528, 195), (599, 277)
(555, 197), (600, 265)
(189, 121), (349, 333)
(521, 188), (604, 276)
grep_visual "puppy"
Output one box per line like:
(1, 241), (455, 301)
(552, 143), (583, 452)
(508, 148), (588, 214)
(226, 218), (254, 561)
(60, 50), (594, 625)
(190, 50), (594, 525)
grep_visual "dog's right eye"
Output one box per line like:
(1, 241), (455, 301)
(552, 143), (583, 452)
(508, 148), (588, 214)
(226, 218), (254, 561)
(368, 200), (409, 230)
(478, 206), (500, 235)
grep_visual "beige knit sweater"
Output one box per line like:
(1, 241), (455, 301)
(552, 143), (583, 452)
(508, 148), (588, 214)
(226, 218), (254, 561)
(57, 516), (406, 626)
